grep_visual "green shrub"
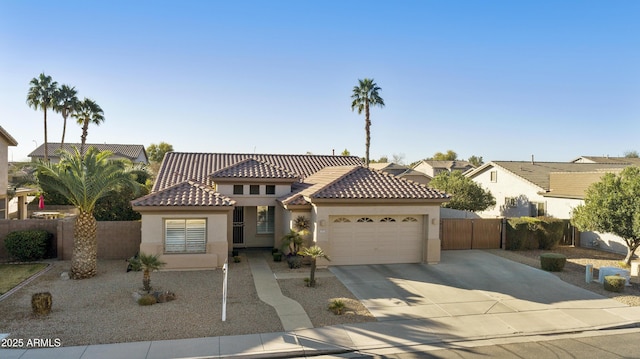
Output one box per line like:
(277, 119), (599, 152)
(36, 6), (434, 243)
(4, 230), (51, 261)
(328, 299), (346, 315)
(540, 253), (566, 271)
(138, 294), (157, 306)
(603, 276), (626, 292)
(506, 217), (564, 250)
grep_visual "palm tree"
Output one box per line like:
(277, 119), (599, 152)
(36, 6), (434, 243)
(55, 84), (79, 149)
(27, 73), (59, 162)
(299, 246), (330, 287)
(73, 98), (104, 153)
(351, 78), (385, 167)
(137, 252), (166, 292)
(36, 147), (140, 279)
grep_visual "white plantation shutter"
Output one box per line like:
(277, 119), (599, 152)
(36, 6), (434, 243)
(164, 219), (207, 253)
(185, 220), (206, 252)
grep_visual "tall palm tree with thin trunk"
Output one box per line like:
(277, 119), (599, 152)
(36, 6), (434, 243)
(73, 98), (104, 153)
(55, 84), (79, 149)
(351, 78), (384, 167)
(37, 147), (140, 279)
(27, 73), (59, 162)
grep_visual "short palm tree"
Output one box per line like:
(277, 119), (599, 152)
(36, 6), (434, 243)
(27, 73), (59, 162)
(299, 245), (330, 287)
(55, 84), (79, 149)
(138, 252), (166, 292)
(351, 78), (384, 167)
(36, 147), (140, 279)
(73, 98), (104, 153)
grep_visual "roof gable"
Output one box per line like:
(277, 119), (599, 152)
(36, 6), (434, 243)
(280, 166), (449, 205)
(211, 158), (298, 180)
(0, 126), (18, 146)
(131, 180), (235, 207)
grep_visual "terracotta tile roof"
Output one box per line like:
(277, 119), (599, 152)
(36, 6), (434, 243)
(131, 181), (235, 207)
(29, 143), (147, 162)
(154, 152), (363, 192)
(280, 166), (449, 204)
(211, 158), (298, 180)
(468, 161), (629, 190)
(0, 126), (18, 146)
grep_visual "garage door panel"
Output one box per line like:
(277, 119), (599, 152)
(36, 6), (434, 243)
(329, 215), (423, 265)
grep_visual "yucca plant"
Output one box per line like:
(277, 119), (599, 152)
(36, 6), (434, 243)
(299, 245), (330, 287)
(135, 252), (166, 292)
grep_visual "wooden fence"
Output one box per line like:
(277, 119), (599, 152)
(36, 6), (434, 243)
(440, 218), (503, 250)
(0, 218), (140, 261)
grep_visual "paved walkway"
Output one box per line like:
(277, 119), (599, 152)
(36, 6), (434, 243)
(2, 251), (640, 358)
(246, 251), (313, 331)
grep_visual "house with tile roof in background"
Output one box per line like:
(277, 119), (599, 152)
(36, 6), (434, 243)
(29, 143), (148, 164)
(131, 152), (450, 270)
(413, 160), (475, 178)
(466, 157), (636, 254)
(368, 162), (432, 185)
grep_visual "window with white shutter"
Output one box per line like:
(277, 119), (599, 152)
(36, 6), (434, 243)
(164, 219), (207, 253)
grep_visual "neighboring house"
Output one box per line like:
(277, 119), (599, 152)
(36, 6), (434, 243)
(368, 162), (432, 185)
(413, 160), (475, 178)
(466, 161), (626, 219)
(131, 152), (450, 270)
(0, 126), (18, 219)
(571, 156), (640, 166)
(29, 143), (148, 164)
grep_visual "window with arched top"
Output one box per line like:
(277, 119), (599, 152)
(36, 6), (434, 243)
(402, 217), (418, 222)
(333, 217), (351, 223)
(380, 217), (396, 222)
(357, 217), (374, 223)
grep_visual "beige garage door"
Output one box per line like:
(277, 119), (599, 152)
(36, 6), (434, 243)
(328, 215), (423, 265)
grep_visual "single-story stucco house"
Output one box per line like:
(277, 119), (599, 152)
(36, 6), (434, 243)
(131, 152), (450, 270)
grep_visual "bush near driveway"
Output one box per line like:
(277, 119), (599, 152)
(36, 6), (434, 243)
(506, 217), (565, 250)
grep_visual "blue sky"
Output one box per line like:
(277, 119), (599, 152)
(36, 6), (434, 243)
(1, 1), (638, 164)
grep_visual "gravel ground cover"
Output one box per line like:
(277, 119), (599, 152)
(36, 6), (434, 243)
(485, 246), (640, 306)
(0, 251), (372, 347)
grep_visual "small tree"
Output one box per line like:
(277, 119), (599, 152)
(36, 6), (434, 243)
(147, 142), (174, 163)
(133, 253), (166, 292)
(299, 246), (330, 287)
(429, 171), (496, 212)
(281, 230), (304, 255)
(571, 167), (640, 265)
(430, 150), (458, 161)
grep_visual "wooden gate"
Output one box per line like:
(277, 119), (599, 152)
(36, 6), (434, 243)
(441, 218), (502, 250)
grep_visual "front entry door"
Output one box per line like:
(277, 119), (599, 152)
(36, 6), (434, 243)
(233, 207), (244, 247)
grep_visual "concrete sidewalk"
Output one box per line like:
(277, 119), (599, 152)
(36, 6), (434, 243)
(2, 251), (640, 358)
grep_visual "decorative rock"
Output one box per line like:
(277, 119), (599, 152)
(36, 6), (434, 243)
(132, 291), (142, 303)
(60, 272), (70, 280)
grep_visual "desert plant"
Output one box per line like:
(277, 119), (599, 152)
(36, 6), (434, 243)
(287, 255), (302, 269)
(31, 292), (52, 315)
(233, 256), (241, 263)
(138, 294), (157, 306)
(273, 252), (282, 262)
(135, 252), (166, 292)
(281, 230), (304, 255)
(603, 275), (626, 292)
(4, 230), (51, 261)
(328, 299), (346, 315)
(540, 253), (567, 272)
(299, 245), (330, 287)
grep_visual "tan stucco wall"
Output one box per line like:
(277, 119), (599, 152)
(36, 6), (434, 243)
(312, 204), (442, 265)
(139, 212), (229, 270)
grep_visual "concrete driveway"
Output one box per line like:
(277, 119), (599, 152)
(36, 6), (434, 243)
(331, 250), (640, 336)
